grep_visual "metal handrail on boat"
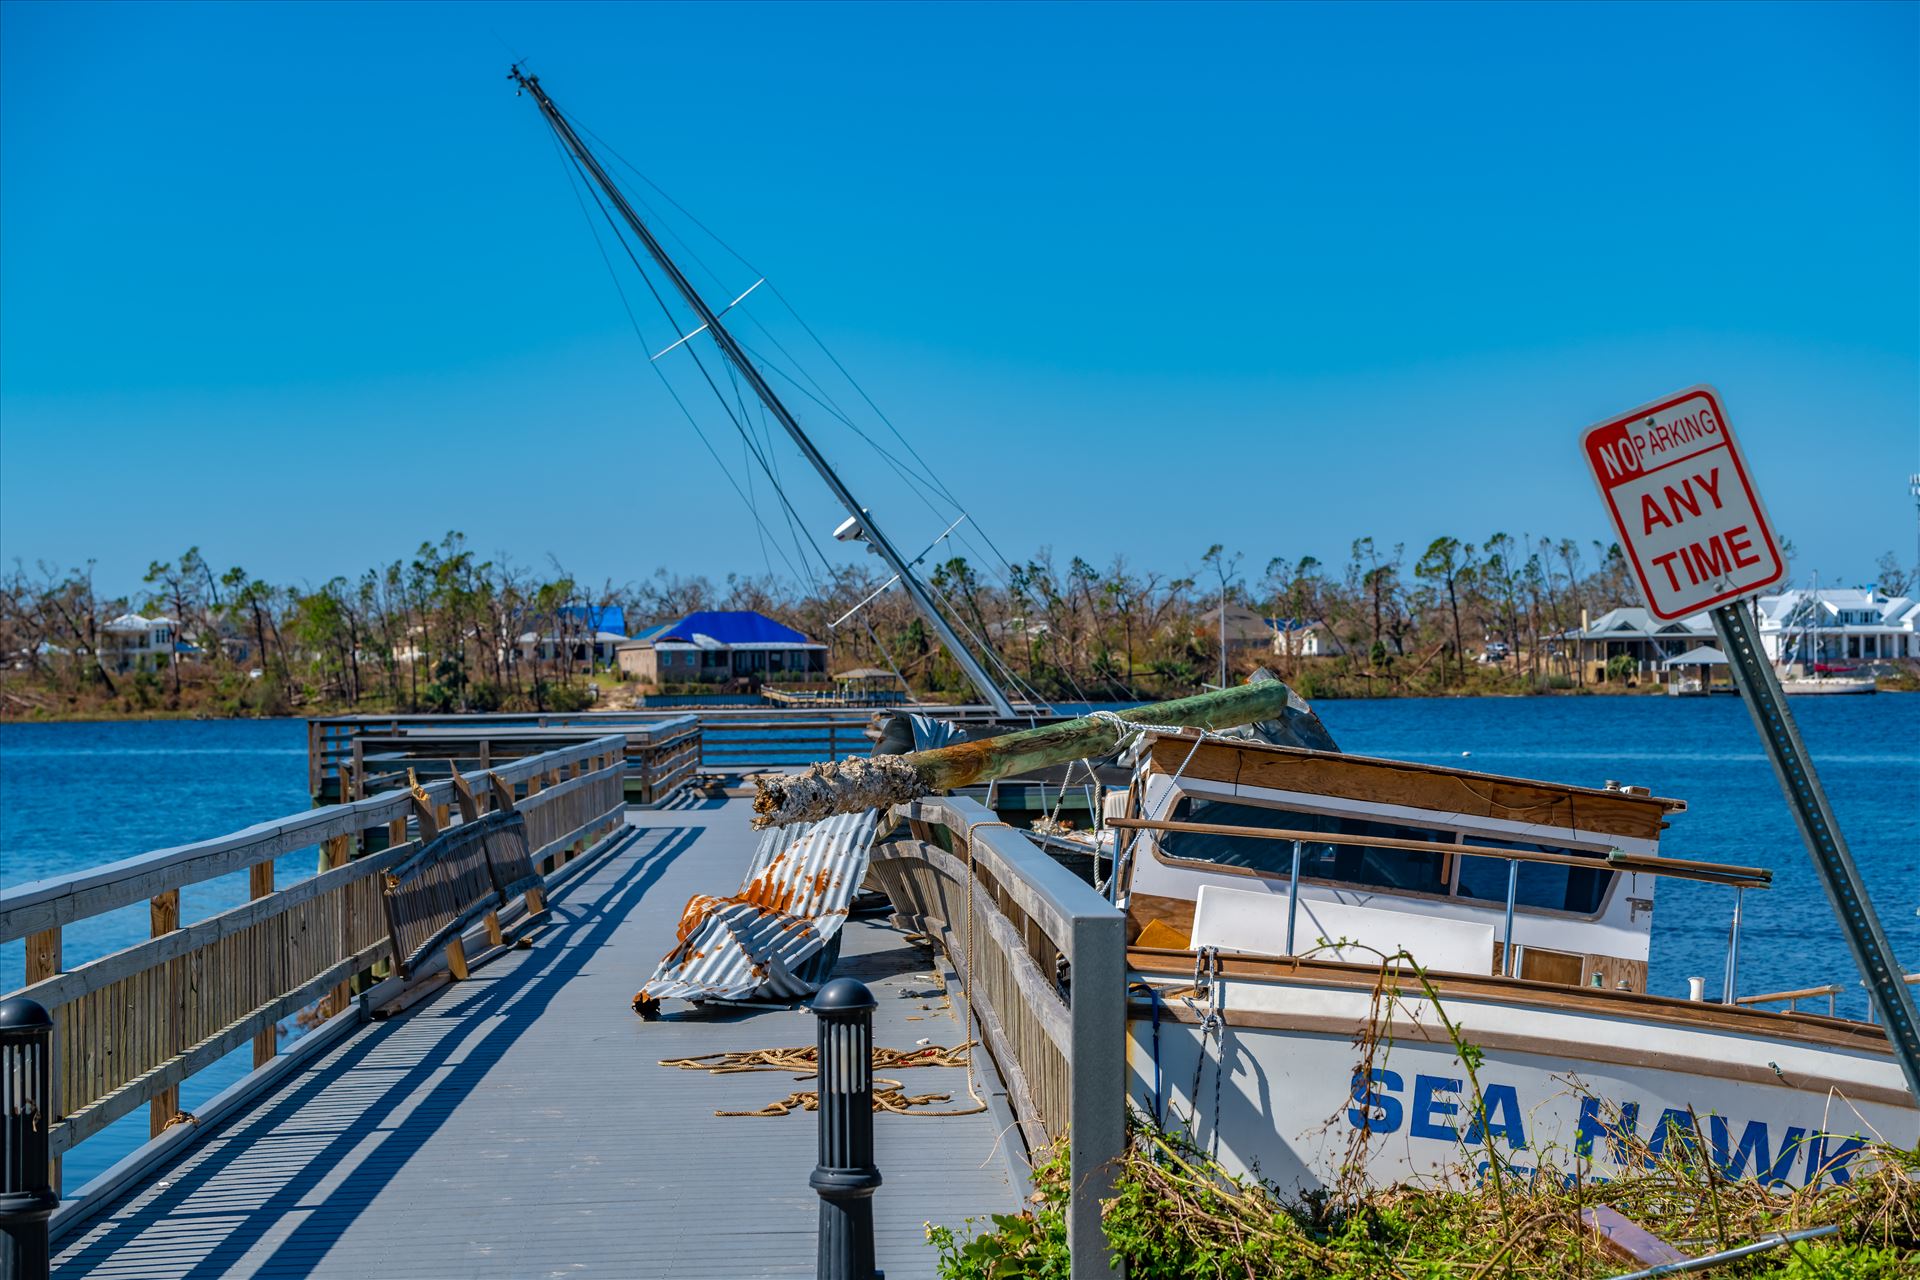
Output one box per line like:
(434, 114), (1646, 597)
(1737, 983), (1846, 1016)
(1104, 816), (1772, 887)
(1106, 815), (1770, 994)
(1742, 973), (1920, 1020)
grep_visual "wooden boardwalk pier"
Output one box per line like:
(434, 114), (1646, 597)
(45, 798), (1021, 1279)
(4, 718), (1124, 1278)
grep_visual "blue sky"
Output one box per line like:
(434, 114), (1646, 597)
(2, 1), (1914, 602)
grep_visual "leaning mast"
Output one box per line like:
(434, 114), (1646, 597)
(512, 67), (1018, 719)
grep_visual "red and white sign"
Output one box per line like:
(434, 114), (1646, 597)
(1581, 385), (1784, 621)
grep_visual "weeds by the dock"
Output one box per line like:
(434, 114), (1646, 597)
(928, 1122), (1919, 1278)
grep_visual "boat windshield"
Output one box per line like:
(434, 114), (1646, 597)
(1456, 838), (1612, 914)
(1164, 795), (1451, 894)
(1161, 795), (1616, 914)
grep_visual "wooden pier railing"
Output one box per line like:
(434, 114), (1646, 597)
(869, 795), (1124, 1280)
(306, 705), (1022, 802)
(0, 734), (630, 1196)
(308, 713), (701, 805)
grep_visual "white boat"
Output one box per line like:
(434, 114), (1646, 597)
(1112, 732), (1916, 1195)
(1779, 675), (1877, 695)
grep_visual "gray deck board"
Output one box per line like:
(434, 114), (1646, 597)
(53, 799), (1017, 1278)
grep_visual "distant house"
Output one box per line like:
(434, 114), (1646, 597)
(1266, 617), (1343, 658)
(1556, 606), (1713, 680)
(1755, 588), (1919, 666)
(98, 614), (180, 674)
(509, 604), (630, 673)
(1199, 604), (1284, 656)
(1558, 588), (1920, 681)
(616, 610), (827, 686)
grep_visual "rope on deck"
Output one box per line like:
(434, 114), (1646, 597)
(714, 1079), (986, 1118)
(659, 1042), (976, 1074)
(662, 1042), (988, 1117)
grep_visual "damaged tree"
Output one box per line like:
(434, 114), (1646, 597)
(751, 680), (1301, 828)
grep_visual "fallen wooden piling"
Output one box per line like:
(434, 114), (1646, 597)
(750, 681), (1296, 828)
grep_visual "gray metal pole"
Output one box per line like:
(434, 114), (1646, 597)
(514, 68), (1018, 720)
(1285, 840), (1302, 956)
(1502, 859), (1519, 977)
(1721, 887), (1744, 1005)
(1710, 602), (1920, 1101)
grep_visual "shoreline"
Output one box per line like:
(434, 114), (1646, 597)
(1, 681), (1912, 726)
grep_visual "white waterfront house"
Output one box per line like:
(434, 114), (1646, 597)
(1755, 587), (1920, 666)
(1559, 587), (1920, 680)
(98, 614), (180, 674)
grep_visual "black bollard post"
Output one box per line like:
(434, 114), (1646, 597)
(0, 998), (57, 1280)
(810, 978), (882, 1280)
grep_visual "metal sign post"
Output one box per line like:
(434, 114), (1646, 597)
(1711, 601), (1920, 1101)
(1579, 386), (1920, 1104)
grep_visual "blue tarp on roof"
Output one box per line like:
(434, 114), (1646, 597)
(656, 610), (815, 646)
(560, 605), (626, 637)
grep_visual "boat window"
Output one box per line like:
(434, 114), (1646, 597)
(1162, 796), (1452, 895)
(1455, 838), (1613, 914)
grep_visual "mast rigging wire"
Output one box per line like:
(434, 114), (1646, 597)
(541, 124), (810, 586)
(537, 85), (1044, 710)
(554, 128), (842, 590)
(571, 105), (1053, 643)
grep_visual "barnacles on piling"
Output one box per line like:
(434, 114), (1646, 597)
(750, 754), (928, 829)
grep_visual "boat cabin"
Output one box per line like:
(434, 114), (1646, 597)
(1118, 734), (1695, 993)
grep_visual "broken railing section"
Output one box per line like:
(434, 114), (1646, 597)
(750, 681), (1300, 829)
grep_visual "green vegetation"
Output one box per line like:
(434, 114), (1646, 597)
(933, 953), (1918, 1277)
(929, 1123), (1918, 1280)
(6, 532), (1912, 718)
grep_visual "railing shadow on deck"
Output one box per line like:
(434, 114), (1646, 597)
(52, 824), (701, 1279)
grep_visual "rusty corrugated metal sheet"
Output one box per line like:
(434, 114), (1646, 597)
(636, 810), (880, 1009)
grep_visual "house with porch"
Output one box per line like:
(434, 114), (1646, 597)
(616, 610), (827, 686)
(97, 614), (181, 674)
(1755, 587), (1920, 667)
(1556, 606), (1714, 682)
(1558, 587), (1920, 683)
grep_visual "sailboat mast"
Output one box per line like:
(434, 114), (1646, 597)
(512, 68), (1019, 719)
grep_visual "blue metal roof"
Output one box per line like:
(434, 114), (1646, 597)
(658, 610), (814, 646)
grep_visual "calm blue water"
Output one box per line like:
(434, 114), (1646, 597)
(1, 699), (1915, 1187)
(0, 719), (313, 1190)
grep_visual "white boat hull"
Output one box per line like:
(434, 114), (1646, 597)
(1128, 963), (1916, 1196)
(1779, 678), (1877, 695)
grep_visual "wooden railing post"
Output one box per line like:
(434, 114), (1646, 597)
(568, 759), (584, 862)
(321, 834), (355, 1013)
(25, 926), (61, 1195)
(307, 720), (324, 800)
(249, 861), (276, 1067)
(148, 891), (182, 1137)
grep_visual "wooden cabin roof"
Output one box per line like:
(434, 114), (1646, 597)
(1144, 734), (1684, 843)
